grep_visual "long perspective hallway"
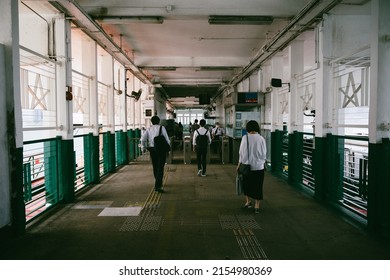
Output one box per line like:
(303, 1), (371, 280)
(1, 160), (389, 260)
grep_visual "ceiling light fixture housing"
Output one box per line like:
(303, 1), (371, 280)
(140, 66), (177, 71)
(95, 16), (164, 24)
(208, 15), (274, 25)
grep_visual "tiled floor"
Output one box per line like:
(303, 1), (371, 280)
(1, 160), (389, 260)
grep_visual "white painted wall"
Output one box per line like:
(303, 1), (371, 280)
(332, 15), (371, 57)
(19, 3), (49, 55)
(0, 44), (11, 228)
(0, 0), (22, 229)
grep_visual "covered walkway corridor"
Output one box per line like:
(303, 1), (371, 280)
(1, 0), (390, 268)
(1, 159), (389, 260)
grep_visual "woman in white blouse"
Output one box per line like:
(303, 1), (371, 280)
(236, 120), (267, 213)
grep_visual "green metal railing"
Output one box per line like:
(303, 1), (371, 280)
(271, 129), (289, 177)
(115, 130), (127, 167)
(128, 129), (142, 161)
(22, 130), (142, 223)
(271, 131), (368, 220)
(74, 134), (91, 192)
(23, 138), (60, 221)
(289, 132), (315, 191)
(337, 135), (368, 217)
(302, 134), (315, 190)
(99, 132), (113, 176)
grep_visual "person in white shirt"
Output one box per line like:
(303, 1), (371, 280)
(141, 116), (170, 193)
(192, 119), (212, 176)
(212, 122), (224, 140)
(236, 120), (267, 213)
(211, 122), (224, 154)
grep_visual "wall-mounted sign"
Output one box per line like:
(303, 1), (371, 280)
(237, 92), (258, 104)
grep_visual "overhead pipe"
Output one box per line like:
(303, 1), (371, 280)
(49, 0), (152, 86)
(227, 0), (343, 88)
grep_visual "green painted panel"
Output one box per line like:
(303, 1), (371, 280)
(58, 139), (75, 203)
(313, 137), (326, 200)
(84, 134), (92, 184)
(11, 147), (25, 235)
(109, 132), (116, 171)
(44, 139), (59, 205)
(271, 130), (283, 173)
(128, 130), (135, 161)
(368, 139), (390, 238)
(91, 134), (100, 183)
(103, 132), (110, 174)
(288, 131), (303, 186)
(135, 129), (141, 158)
(115, 130), (127, 166)
(23, 162), (32, 202)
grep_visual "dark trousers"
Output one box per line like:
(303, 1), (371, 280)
(196, 146), (208, 174)
(212, 137), (221, 154)
(150, 149), (167, 190)
(243, 170), (265, 200)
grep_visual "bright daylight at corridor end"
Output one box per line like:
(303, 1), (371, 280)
(1, 0), (390, 279)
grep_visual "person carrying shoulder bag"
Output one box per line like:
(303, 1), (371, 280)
(141, 116), (170, 193)
(236, 120), (267, 214)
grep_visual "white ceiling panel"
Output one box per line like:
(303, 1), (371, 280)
(22, 0), (371, 108)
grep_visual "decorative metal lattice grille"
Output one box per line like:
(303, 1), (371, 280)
(331, 46), (370, 136)
(20, 47), (57, 131)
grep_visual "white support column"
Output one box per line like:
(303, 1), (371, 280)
(125, 70), (133, 129)
(0, 0), (22, 229)
(137, 79), (142, 127)
(239, 78), (250, 92)
(120, 66), (127, 132)
(257, 70), (262, 91)
(315, 16), (333, 138)
(82, 40), (99, 136)
(101, 55), (114, 133)
(271, 56), (284, 132)
(128, 72), (136, 129)
(55, 15), (73, 139)
(288, 40), (304, 133)
(249, 72), (259, 92)
(0, 43), (10, 229)
(369, 0), (390, 143)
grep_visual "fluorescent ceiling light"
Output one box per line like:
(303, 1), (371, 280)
(96, 16), (164, 24)
(140, 66), (176, 71)
(208, 15), (273, 25)
(196, 66), (237, 71)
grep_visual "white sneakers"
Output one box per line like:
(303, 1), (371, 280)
(197, 170), (202, 176)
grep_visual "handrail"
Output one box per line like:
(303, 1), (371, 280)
(24, 137), (58, 145)
(23, 126), (63, 132)
(329, 134), (369, 141)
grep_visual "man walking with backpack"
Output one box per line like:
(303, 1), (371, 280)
(193, 119), (212, 177)
(141, 116), (170, 192)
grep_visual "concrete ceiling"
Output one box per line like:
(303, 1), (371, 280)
(22, 0), (371, 108)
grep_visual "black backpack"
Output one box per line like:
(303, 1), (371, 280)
(195, 129), (209, 148)
(154, 126), (170, 153)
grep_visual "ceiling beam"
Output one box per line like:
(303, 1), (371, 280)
(49, 0), (152, 85)
(227, 0), (343, 87)
(135, 56), (249, 67)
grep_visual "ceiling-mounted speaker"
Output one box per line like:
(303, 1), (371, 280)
(198, 93), (210, 105)
(271, 78), (282, 87)
(130, 88), (143, 101)
(271, 78), (290, 92)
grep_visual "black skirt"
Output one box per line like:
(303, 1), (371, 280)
(243, 170), (265, 200)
